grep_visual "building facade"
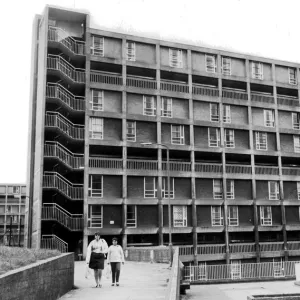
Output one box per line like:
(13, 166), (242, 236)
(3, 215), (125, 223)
(26, 5), (300, 266)
(0, 184), (26, 246)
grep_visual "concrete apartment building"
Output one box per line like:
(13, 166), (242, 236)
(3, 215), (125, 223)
(26, 5), (300, 268)
(0, 184), (26, 246)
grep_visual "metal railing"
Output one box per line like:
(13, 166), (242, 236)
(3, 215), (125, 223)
(89, 157), (123, 169)
(45, 112), (84, 140)
(41, 234), (68, 253)
(259, 242), (284, 252)
(229, 243), (256, 253)
(179, 245), (194, 256)
(255, 166), (279, 175)
(162, 161), (191, 172)
(47, 54), (85, 83)
(46, 83), (85, 111)
(161, 80), (189, 93)
(251, 93), (275, 104)
(194, 163), (223, 173)
(277, 96), (300, 107)
(127, 159), (158, 170)
(183, 261), (297, 283)
(48, 26), (85, 55)
(197, 244), (226, 255)
(43, 172), (83, 200)
(42, 203), (83, 231)
(90, 71), (123, 85)
(192, 84), (219, 97)
(127, 76), (157, 89)
(226, 164), (252, 174)
(282, 167), (300, 176)
(222, 89), (248, 100)
(287, 241), (300, 251)
(44, 142), (84, 169)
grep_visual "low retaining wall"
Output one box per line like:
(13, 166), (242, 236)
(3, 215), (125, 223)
(0, 253), (74, 300)
(125, 246), (170, 263)
(247, 294), (300, 300)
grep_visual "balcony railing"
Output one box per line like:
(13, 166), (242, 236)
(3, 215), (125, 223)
(226, 164), (252, 174)
(90, 71), (122, 85)
(282, 167), (300, 176)
(222, 89), (248, 101)
(42, 203), (83, 231)
(287, 241), (300, 251)
(160, 80), (189, 93)
(127, 159), (158, 171)
(192, 84), (219, 97)
(179, 245), (194, 256)
(45, 112), (84, 140)
(259, 242), (284, 252)
(162, 161), (191, 172)
(197, 244), (226, 255)
(44, 142), (84, 169)
(47, 54), (85, 83)
(41, 234), (68, 253)
(255, 166), (279, 176)
(43, 172), (83, 200)
(229, 243), (256, 253)
(127, 76), (157, 89)
(277, 96), (299, 107)
(89, 157), (123, 169)
(48, 26), (85, 55)
(46, 83), (85, 111)
(195, 163), (223, 173)
(251, 93), (274, 104)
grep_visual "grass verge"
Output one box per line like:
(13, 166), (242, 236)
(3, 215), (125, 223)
(0, 246), (61, 275)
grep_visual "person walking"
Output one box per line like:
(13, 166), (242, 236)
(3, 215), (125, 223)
(107, 237), (125, 286)
(86, 232), (108, 287)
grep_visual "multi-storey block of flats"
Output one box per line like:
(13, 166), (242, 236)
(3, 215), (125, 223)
(26, 5), (300, 266)
(0, 184), (26, 246)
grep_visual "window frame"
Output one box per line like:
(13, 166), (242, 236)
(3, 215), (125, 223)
(211, 206), (224, 226)
(126, 121), (136, 142)
(126, 41), (136, 61)
(228, 206), (238, 226)
(264, 109), (275, 127)
(213, 179), (223, 200)
(252, 61), (263, 80)
(173, 205), (187, 227)
(88, 205), (103, 228)
(289, 68), (297, 85)
(226, 180), (235, 199)
(210, 103), (219, 122)
(143, 95), (156, 116)
(255, 132), (268, 151)
(297, 182), (300, 200)
(88, 175), (103, 198)
(144, 177), (157, 198)
(206, 54), (217, 73)
(161, 97), (172, 118)
(225, 129), (235, 148)
(162, 177), (175, 199)
(260, 206), (272, 226)
(126, 205), (137, 228)
(169, 48), (183, 68)
(171, 125), (185, 145)
(91, 36), (104, 57)
(223, 105), (231, 123)
(222, 57), (231, 76)
(292, 112), (300, 130)
(89, 117), (104, 140)
(90, 89), (104, 111)
(208, 127), (220, 147)
(294, 135), (300, 153)
(268, 181), (279, 200)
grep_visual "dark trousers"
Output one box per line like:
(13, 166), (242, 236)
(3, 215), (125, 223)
(111, 262), (121, 283)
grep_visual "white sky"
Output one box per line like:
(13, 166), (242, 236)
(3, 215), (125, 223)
(0, 0), (300, 184)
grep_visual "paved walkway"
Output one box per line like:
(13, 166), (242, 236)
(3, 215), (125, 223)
(182, 280), (300, 300)
(60, 261), (171, 300)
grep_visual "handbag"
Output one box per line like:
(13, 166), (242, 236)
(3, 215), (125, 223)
(85, 264), (92, 279)
(105, 264), (111, 279)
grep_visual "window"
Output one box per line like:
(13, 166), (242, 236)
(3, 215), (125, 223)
(126, 41), (136, 61)
(297, 182), (300, 200)
(268, 181), (279, 200)
(12, 187), (20, 194)
(89, 118), (103, 139)
(213, 179), (223, 199)
(289, 68), (297, 85)
(90, 90), (104, 111)
(210, 103), (219, 122)
(143, 96), (156, 116)
(144, 177), (157, 198)
(255, 132), (267, 150)
(260, 206), (272, 226)
(171, 125), (185, 145)
(264, 110), (275, 127)
(88, 205), (103, 228)
(208, 128), (220, 147)
(169, 48), (182, 68)
(230, 260), (241, 279)
(294, 136), (300, 153)
(225, 129), (235, 148)
(173, 206), (187, 227)
(127, 205), (136, 228)
(206, 55), (217, 73)
(161, 97), (172, 117)
(222, 57), (231, 75)
(226, 180), (235, 199)
(91, 36), (104, 56)
(228, 206), (238, 226)
(211, 206), (224, 226)
(223, 105), (231, 123)
(88, 175), (103, 197)
(126, 121), (136, 142)
(252, 62), (263, 80)
(292, 113), (300, 130)
(162, 177), (175, 199)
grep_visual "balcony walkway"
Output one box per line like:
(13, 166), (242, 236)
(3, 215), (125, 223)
(59, 261), (171, 300)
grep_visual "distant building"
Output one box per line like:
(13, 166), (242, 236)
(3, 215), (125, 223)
(26, 5), (300, 267)
(0, 184), (26, 246)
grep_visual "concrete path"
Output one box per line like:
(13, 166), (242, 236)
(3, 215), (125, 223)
(182, 280), (300, 300)
(60, 261), (171, 300)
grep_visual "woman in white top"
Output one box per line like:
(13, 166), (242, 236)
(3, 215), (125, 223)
(107, 237), (125, 286)
(86, 232), (108, 287)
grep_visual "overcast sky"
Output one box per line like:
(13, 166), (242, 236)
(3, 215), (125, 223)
(0, 0), (299, 184)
